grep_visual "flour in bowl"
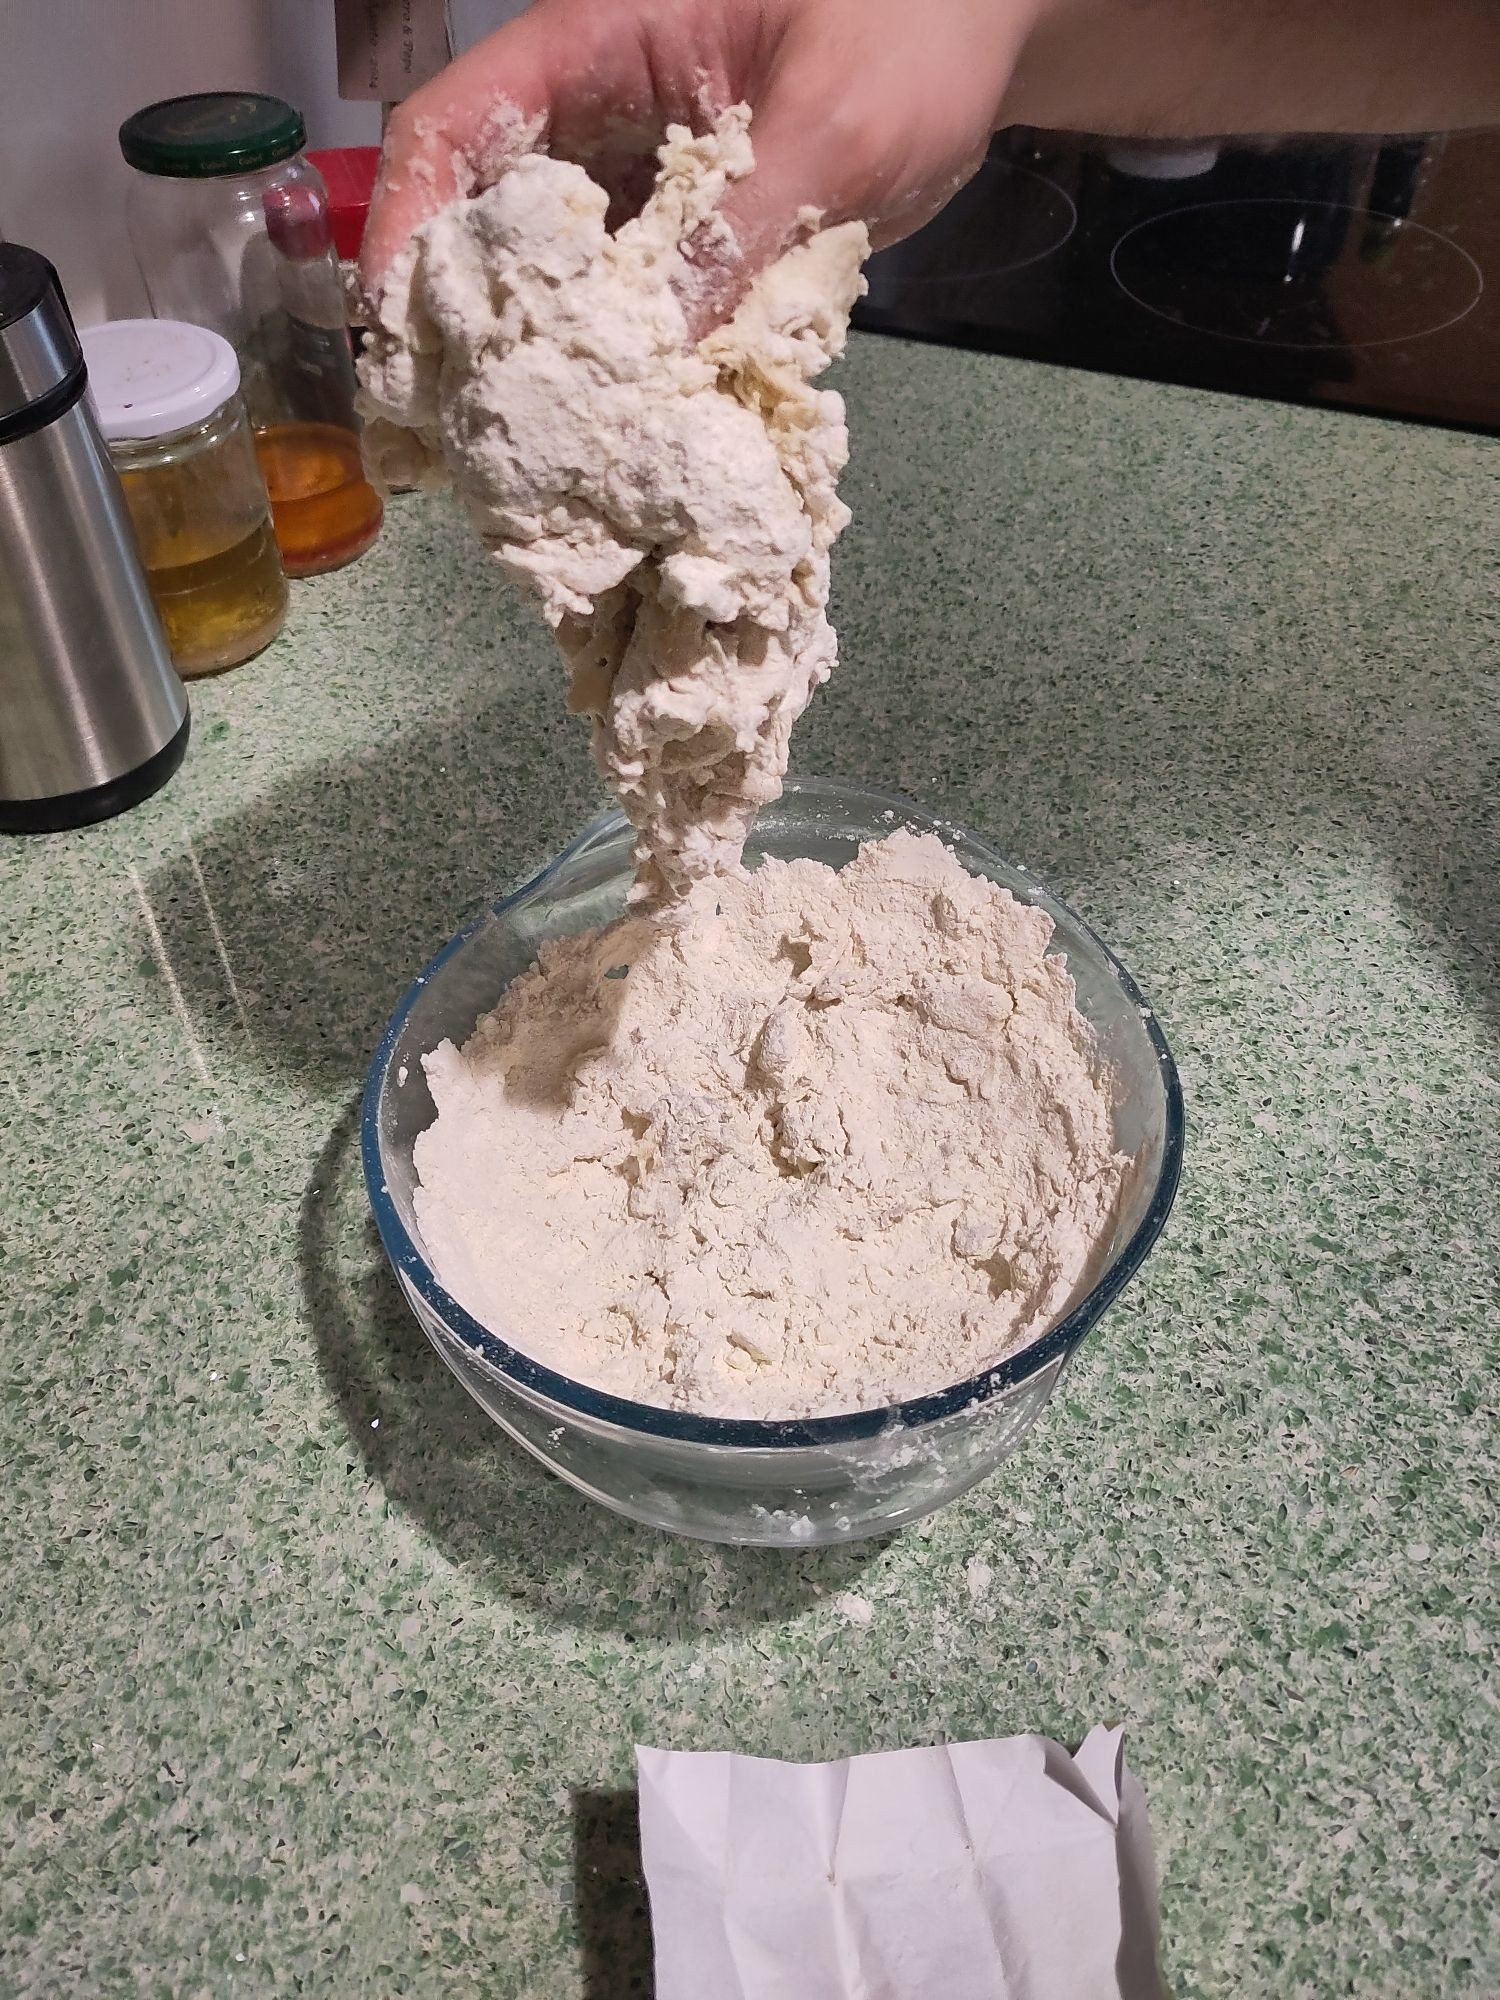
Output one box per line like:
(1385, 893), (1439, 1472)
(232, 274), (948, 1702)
(359, 105), (867, 904)
(412, 831), (1128, 1420)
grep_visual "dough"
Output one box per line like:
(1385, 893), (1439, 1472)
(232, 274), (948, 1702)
(412, 832), (1128, 1420)
(365, 111), (1128, 1420)
(359, 106), (868, 903)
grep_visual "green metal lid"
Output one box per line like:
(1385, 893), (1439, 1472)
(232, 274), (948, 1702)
(119, 92), (306, 179)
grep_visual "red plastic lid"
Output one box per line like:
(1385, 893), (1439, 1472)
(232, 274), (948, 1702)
(306, 147), (380, 262)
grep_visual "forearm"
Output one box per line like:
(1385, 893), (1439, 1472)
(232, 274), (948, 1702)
(1003, 0), (1500, 136)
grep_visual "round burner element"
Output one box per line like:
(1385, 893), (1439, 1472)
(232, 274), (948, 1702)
(868, 159), (1077, 298)
(1111, 198), (1483, 349)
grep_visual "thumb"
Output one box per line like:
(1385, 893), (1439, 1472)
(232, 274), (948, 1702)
(682, 79), (862, 336)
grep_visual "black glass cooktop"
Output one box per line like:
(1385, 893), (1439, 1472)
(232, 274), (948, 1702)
(854, 127), (1499, 434)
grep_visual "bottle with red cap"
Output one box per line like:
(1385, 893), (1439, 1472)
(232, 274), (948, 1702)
(309, 147), (420, 489)
(306, 147), (380, 299)
(120, 92), (383, 578)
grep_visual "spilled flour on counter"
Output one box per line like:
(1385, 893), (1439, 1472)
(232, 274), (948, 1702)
(413, 832), (1129, 1420)
(359, 105), (867, 903)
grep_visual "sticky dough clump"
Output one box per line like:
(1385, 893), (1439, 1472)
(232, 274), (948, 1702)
(359, 106), (868, 903)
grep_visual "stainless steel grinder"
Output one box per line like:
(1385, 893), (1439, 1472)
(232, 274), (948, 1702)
(0, 243), (188, 832)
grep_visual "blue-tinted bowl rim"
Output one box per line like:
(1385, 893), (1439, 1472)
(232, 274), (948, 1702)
(362, 776), (1185, 1450)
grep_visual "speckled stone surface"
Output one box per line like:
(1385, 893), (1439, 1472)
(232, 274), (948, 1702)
(2, 337), (1497, 1998)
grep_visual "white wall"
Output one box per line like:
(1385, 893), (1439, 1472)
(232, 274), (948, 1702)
(1, 0), (381, 327)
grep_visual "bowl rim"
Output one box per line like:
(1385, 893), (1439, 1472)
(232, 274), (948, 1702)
(362, 775), (1185, 1449)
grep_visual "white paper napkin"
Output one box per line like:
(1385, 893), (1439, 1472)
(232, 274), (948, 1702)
(637, 1727), (1165, 2000)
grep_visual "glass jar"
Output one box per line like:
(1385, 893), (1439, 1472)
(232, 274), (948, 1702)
(81, 319), (287, 677)
(119, 92), (383, 578)
(305, 145), (380, 322)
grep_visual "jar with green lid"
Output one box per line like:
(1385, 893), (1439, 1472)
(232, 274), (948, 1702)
(119, 92), (382, 578)
(81, 319), (287, 676)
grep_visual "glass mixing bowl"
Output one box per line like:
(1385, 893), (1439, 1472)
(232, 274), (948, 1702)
(363, 777), (1183, 1547)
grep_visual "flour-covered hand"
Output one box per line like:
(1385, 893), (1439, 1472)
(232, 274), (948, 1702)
(363, 0), (1500, 325)
(361, 0), (1038, 329)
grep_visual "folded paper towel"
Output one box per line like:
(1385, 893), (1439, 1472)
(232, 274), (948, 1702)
(637, 1727), (1165, 2000)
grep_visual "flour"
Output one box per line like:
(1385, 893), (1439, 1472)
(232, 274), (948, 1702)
(412, 831), (1128, 1420)
(359, 106), (868, 903)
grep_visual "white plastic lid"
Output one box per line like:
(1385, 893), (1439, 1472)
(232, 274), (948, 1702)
(80, 318), (241, 441)
(1104, 141), (1222, 182)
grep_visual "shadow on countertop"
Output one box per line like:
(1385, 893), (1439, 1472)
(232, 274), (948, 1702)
(299, 1101), (882, 1638)
(573, 1789), (653, 1999)
(145, 684), (596, 1100)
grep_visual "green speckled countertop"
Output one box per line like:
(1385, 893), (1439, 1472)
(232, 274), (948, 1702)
(3, 338), (1498, 1998)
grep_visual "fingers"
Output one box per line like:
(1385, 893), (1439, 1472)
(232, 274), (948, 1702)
(360, 0), (656, 293)
(691, 16), (925, 332)
(694, 1), (1030, 333)
(684, 79), (857, 333)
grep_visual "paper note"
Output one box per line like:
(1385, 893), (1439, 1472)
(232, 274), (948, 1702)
(638, 1727), (1165, 2000)
(334, 0), (451, 101)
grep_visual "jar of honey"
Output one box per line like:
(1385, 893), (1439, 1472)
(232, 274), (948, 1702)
(82, 320), (287, 677)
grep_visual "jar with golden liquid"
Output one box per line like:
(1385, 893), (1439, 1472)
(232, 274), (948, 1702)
(119, 93), (384, 578)
(82, 320), (287, 677)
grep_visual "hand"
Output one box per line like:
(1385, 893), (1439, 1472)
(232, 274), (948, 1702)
(362, 0), (1500, 326)
(361, 0), (1041, 326)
